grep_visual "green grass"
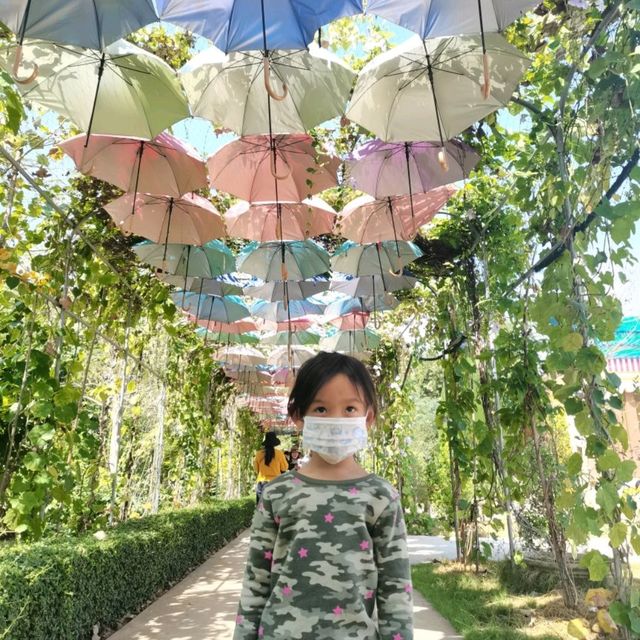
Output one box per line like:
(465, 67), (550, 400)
(411, 563), (566, 640)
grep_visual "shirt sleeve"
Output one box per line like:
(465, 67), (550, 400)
(233, 488), (278, 640)
(253, 451), (260, 474)
(372, 493), (414, 640)
(278, 450), (288, 473)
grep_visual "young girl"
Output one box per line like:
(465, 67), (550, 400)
(233, 351), (413, 640)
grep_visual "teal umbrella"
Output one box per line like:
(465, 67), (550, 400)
(158, 274), (244, 297)
(251, 299), (325, 323)
(321, 329), (381, 353)
(237, 240), (330, 281)
(195, 328), (259, 345)
(171, 292), (250, 323)
(262, 330), (321, 346)
(133, 240), (235, 279)
(331, 241), (423, 277)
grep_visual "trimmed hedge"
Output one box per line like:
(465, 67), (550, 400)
(0, 497), (254, 640)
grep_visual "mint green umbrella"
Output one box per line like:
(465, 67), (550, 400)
(331, 241), (423, 277)
(262, 330), (321, 346)
(0, 39), (189, 141)
(321, 329), (380, 353)
(196, 328), (259, 345)
(237, 241), (330, 281)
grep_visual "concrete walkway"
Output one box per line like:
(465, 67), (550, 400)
(109, 531), (462, 640)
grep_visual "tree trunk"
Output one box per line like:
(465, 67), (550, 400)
(150, 381), (167, 514)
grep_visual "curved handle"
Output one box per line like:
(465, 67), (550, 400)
(263, 55), (288, 101)
(481, 51), (491, 100)
(12, 45), (38, 84)
(270, 150), (291, 180)
(437, 147), (449, 172)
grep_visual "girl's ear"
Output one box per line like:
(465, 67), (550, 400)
(292, 412), (303, 430)
(365, 407), (375, 429)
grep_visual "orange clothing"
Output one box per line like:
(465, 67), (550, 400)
(254, 448), (288, 482)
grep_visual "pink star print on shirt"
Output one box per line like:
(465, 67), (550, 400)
(348, 487), (359, 495)
(333, 605), (343, 616)
(282, 585), (293, 597)
(365, 590), (375, 599)
(404, 584), (413, 593)
(359, 540), (369, 551)
(235, 614), (244, 624)
(258, 626), (264, 637)
(324, 512), (334, 523)
(264, 550), (273, 560)
(298, 547), (308, 558)
(393, 634), (403, 640)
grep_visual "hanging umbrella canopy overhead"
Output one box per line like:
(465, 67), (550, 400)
(59, 132), (207, 197)
(208, 135), (339, 202)
(159, 274), (244, 297)
(181, 45), (355, 136)
(244, 277), (329, 301)
(199, 318), (262, 334)
(0, 39), (190, 139)
(225, 198), (336, 241)
(345, 140), (479, 198)
(157, 0), (363, 51)
(212, 345), (266, 366)
(104, 194), (225, 245)
(237, 240), (330, 281)
(196, 327), (260, 344)
(262, 330), (322, 346)
(133, 240), (236, 277)
(0, 1), (158, 50)
(337, 187), (456, 244)
(325, 294), (399, 318)
(330, 273), (418, 297)
(268, 345), (316, 369)
(321, 328), (381, 352)
(329, 311), (370, 331)
(366, 0), (539, 40)
(251, 299), (325, 322)
(173, 292), (251, 323)
(331, 240), (424, 276)
(346, 33), (530, 142)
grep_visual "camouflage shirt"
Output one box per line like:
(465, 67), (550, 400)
(233, 470), (413, 640)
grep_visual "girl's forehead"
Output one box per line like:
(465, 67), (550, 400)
(312, 373), (365, 402)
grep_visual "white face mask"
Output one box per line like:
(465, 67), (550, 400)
(302, 416), (368, 465)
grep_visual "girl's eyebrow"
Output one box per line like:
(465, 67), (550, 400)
(311, 397), (364, 404)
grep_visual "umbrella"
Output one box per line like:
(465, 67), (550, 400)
(197, 319), (262, 334)
(208, 135), (339, 202)
(237, 240), (330, 281)
(195, 328), (259, 345)
(156, 0), (362, 52)
(104, 194), (225, 246)
(329, 312), (370, 331)
(251, 299), (325, 323)
(225, 198), (336, 241)
(60, 132), (207, 199)
(173, 292), (250, 323)
(212, 345), (266, 366)
(271, 317), (317, 332)
(330, 274), (418, 297)
(345, 140), (479, 198)
(321, 329), (381, 352)
(331, 241), (423, 277)
(268, 346), (316, 369)
(0, 39), (189, 142)
(325, 294), (399, 318)
(346, 33), (530, 146)
(0, 1), (158, 82)
(181, 45), (355, 135)
(244, 277), (329, 301)
(338, 188), (456, 244)
(159, 274), (244, 297)
(262, 330), (321, 346)
(133, 240), (235, 278)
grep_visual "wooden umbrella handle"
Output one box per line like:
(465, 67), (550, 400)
(12, 45), (38, 84)
(270, 150), (291, 180)
(263, 55), (288, 101)
(481, 51), (491, 100)
(438, 147), (449, 172)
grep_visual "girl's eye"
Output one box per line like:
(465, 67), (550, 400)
(346, 406), (357, 413)
(313, 406), (326, 414)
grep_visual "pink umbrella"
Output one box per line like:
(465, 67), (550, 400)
(330, 312), (370, 331)
(338, 185), (457, 243)
(208, 134), (339, 202)
(225, 197), (336, 241)
(60, 132), (207, 197)
(196, 318), (261, 334)
(270, 317), (316, 332)
(104, 193), (225, 245)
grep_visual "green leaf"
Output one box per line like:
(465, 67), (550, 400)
(609, 522), (627, 548)
(559, 332), (583, 352)
(631, 533), (640, 555)
(596, 482), (619, 515)
(597, 449), (621, 472)
(616, 460), (637, 483)
(566, 452), (583, 476)
(629, 608), (640, 633)
(580, 550), (609, 582)
(609, 601), (630, 627)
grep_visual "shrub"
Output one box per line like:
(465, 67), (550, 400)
(0, 497), (254, 640)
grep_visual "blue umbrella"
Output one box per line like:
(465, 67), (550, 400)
(156, 0), (363, 52)
(251, 299), (325, 322)
(172, 292), (250, 323)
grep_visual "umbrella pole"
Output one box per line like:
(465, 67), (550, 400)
(194, 278), (205, 326)
(85, 53), (107, 148)
(203, 300), (215, 347)
(404, 142), (416, 225)
(477, 0), (491, 99)
(372, 276), (378, 329)
(387, 197), (403, 275)
(162, 197), (174, 271)
(131, 141), (145, 216)
(422, 48), (449, 172)
(260, 0), (287, 100)
(182, 245), (191, 309)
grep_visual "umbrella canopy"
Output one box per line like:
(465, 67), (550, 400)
(331, 241), (423, 276)
(346, 33), (530, 143)
(244, 278), (329, 302)
(345, 140), (479, 198)
(237, 240), (330, 281)
(325, 294), (399, 318)
(208, 135), (339, 202)
(159, 274), (244, 297)
(271, 317), (317, 332)
(330, 274), (418, 297)
(156, 0), (362, 51)
(104, 194), (225, 245)
(181, 45), (355, 135)
(60, 132), (207, 198)
(195, 327), (259, 344)
(338, 188), (455, 243)
(262, 330), (321, 346)
(321, 329), (381, 352)
(212, 345), (266, 366)
(366, 0), (538, 40)
(251, 299), (325, 323)
(0, 1), (158, 51)
(133, 240), (235, 277)
(173, 292), (250, 323)
(0, 39), (189, 140)
(198, 318), (262, 334)
(225, 198), (336, 241)
(268, 346), (316, 368)
(328, 311), (370, 331)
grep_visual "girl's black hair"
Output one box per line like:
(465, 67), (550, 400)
(262, 431), (280, 465)
(287, 351), (378, 419)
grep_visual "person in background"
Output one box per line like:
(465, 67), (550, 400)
(287, 443), (302, 471)
(253, 431), (288, 504)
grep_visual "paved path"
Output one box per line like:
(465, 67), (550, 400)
(109, 531), (462, 640)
